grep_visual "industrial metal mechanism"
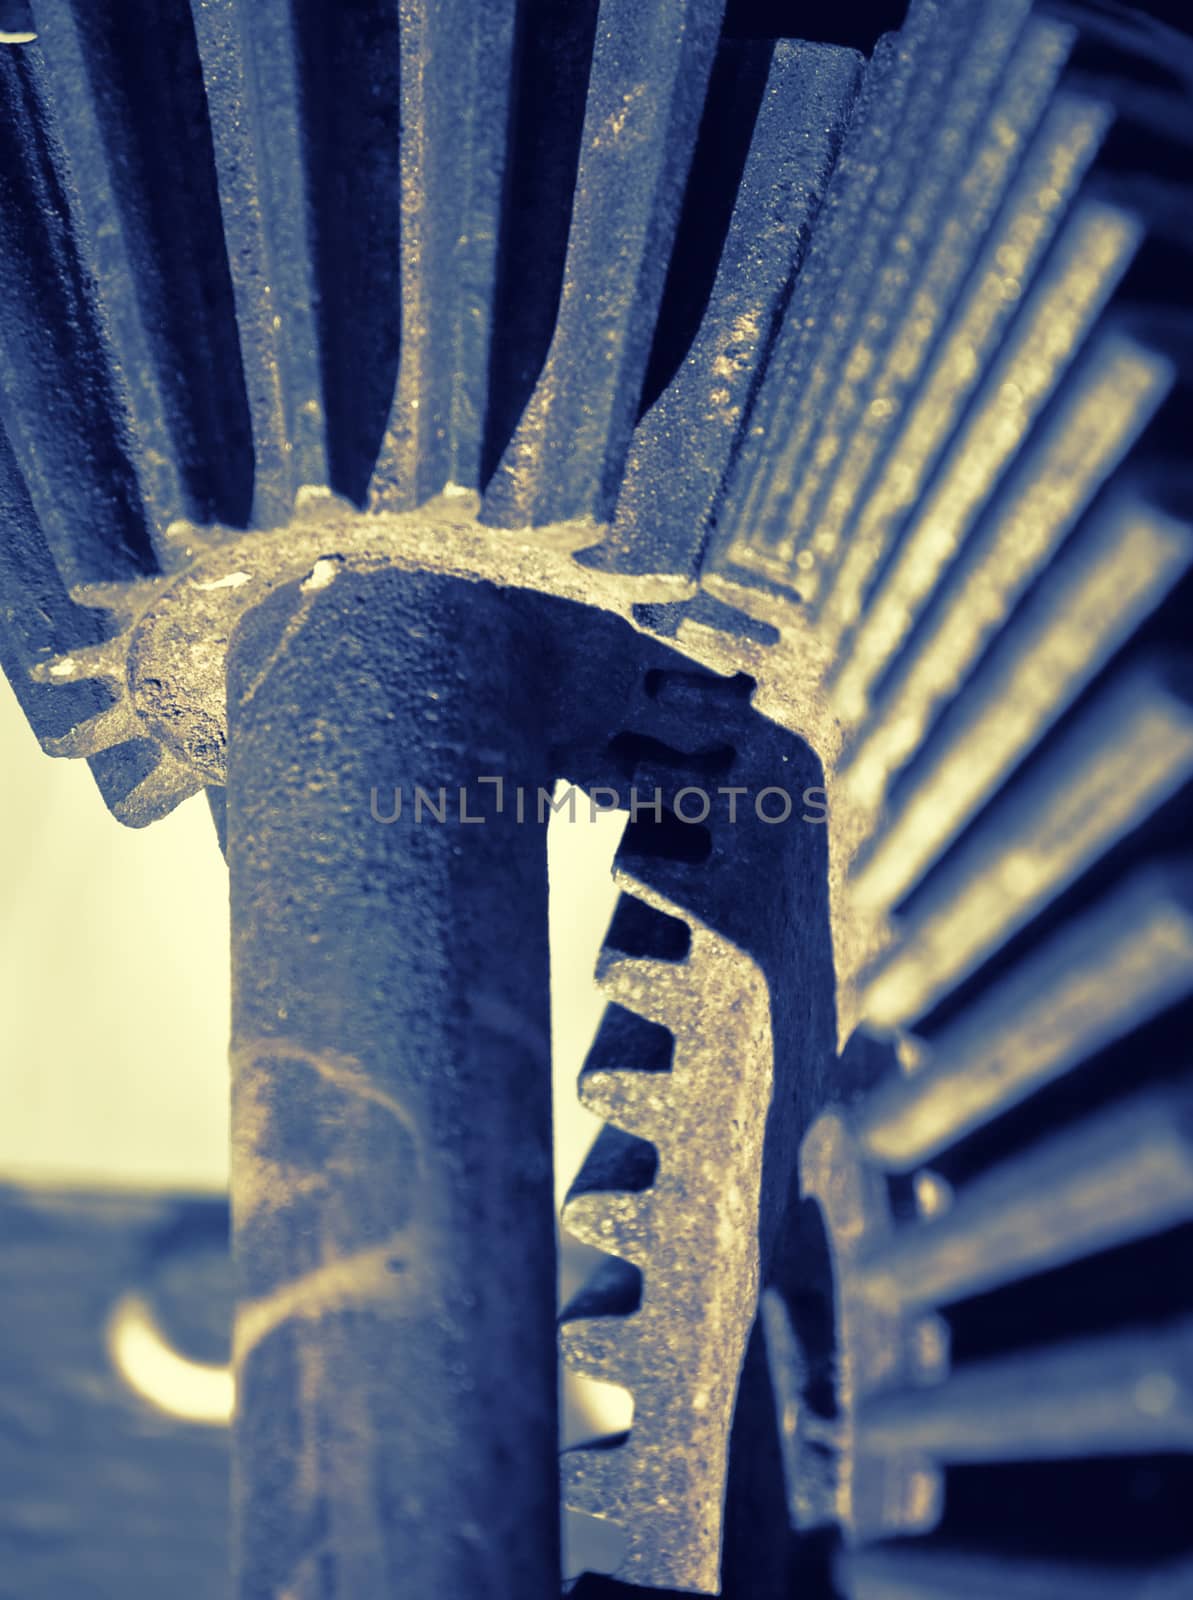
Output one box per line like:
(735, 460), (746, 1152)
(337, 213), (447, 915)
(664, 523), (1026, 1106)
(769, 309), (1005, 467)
(1, 0), (1192, 1596)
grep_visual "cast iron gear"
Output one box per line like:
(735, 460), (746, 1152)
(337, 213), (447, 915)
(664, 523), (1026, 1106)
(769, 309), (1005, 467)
(1, 1), (1192, 1597)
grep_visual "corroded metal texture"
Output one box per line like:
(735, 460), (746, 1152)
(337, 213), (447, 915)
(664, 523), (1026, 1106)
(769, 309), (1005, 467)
(561, 884), (775, 1593)
(226, 569), (558, 1597)
(554, 661), (836, 1591)
(2, 0), (1193, 1596)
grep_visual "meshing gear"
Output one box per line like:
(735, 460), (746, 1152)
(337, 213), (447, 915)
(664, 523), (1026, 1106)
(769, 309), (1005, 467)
(2, 2), (1192, 1595)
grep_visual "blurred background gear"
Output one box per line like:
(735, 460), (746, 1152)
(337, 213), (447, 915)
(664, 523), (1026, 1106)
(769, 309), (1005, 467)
(1, 1), (1192, 1596)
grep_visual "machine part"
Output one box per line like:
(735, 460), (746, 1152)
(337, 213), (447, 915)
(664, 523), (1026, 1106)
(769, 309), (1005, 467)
(0, 1188), (230, 1600)
(561, 880), (775, 1594)
(556, 658), (835, 1593)
(2, 0), (1193, 1595)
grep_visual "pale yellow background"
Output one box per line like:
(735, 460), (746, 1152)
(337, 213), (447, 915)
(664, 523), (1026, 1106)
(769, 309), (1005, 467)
(1, 676), (632, 1573)
(0, 672), (619, 1205)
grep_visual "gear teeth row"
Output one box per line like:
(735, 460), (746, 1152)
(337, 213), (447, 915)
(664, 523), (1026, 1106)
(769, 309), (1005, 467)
(782, 841), (1193, 1589)
(858, 656), (1193, 1030)
(835, 333), (1176, 814)
(4, 0), (1193, 1589)
(846, 490), (1193, 915)
(0, 42), (157, 597)
(813, 78), (1116, 654)
(3, 10), (252, 572)
(745, 4), (1073, 609)
(853, 864), (1193, 1172)
(27, 561), (214, 823)
(710, 0), (1056, 587)
(705, 0), (951, 586)
(795, 21), (1095, 626)
(559, 874), (774, 1596)
(666, 0), (1193, 1067)
(707, 0), (1163, 665)
(787, 1073), (1193, 1561)
(6, 0), (1191, 887)
(821, 218), (1153, 723)
(554, 648), (834, 1585)
(853, 1085), (1193, 1317)
(26, 4), (235, 544)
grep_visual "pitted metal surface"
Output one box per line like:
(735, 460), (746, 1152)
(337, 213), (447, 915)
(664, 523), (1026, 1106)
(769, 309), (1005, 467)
(2, 1), (1193, 1596)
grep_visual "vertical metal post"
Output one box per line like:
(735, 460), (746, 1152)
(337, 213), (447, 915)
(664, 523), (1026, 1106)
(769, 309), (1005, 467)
(225, 566), (558, 1597)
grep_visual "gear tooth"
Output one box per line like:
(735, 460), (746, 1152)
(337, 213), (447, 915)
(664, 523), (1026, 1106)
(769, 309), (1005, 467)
(366, 0), (519, 512)
(479, 0), (723, 528)
(596, 958), (690, 1025)
(858, 1085), (1193, 1315)
(848, 492), (1193, 914)
(68, 579), (157, 624)
(561, 1192), (654, 1263)
(860, 659), (1193, 1031)
(563, 1124), (657, 1260)
(608, 868), (683, 917)
(110, 745), (204, 828)
(561, 1446), (630, 1522)
(29, 637), (127, 688)
(836, 333), (1175, 822)
(576, 1003), (674, 1135)
(559, 1314), (641, 1386)
(41, 700), (138, 759)
(577, 1070), (671, 1136)
(855, 1316), (1193, 1464)
(188, 0), (330, 520)
(856, 866), (1193, 1173)
(592, 948), (640, 988)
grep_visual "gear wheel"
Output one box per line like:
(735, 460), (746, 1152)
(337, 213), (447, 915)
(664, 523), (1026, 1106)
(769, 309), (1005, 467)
(1, 1), (1191, 1597)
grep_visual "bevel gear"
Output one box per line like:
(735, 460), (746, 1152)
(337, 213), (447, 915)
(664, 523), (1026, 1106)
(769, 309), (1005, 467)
(3, 1), (1193, 1596)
